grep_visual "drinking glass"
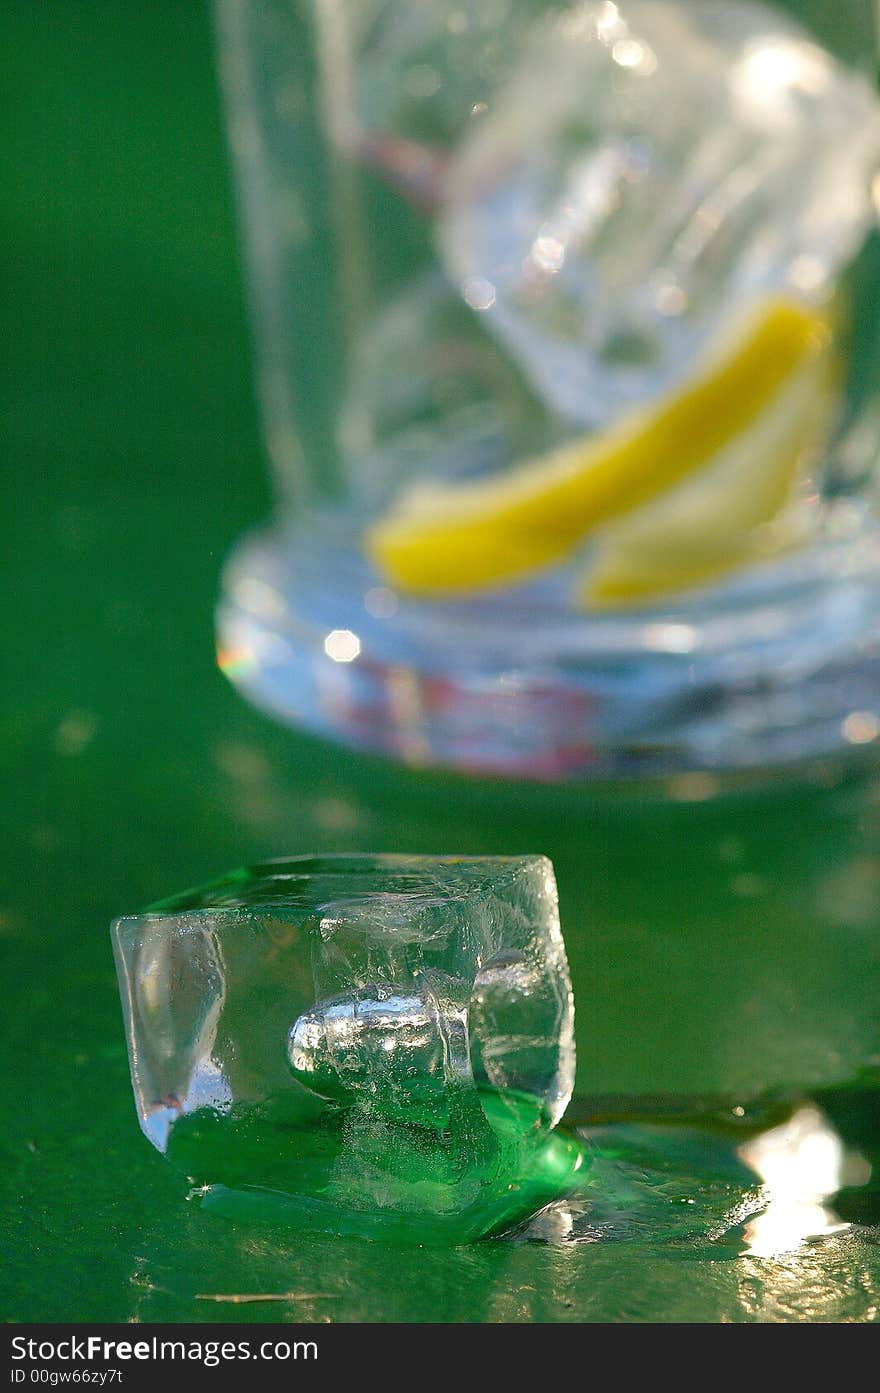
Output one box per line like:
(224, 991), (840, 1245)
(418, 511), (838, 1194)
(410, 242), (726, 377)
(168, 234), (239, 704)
(215, 0), (880, 778)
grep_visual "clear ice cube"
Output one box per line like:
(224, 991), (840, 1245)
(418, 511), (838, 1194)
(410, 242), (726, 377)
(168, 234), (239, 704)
(348, 0), (548, 153)
(438, 0), (880, 428)
(340, 271), (558, 505)
(111, 855), (575, 1234)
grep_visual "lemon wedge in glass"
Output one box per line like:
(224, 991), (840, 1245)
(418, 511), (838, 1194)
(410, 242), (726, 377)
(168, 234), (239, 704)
(580, 333), (839, 607)
(365, 297), (834, 597)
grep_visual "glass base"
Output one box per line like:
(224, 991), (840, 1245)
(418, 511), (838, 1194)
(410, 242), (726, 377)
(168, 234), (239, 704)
(216, 511), (880, 780)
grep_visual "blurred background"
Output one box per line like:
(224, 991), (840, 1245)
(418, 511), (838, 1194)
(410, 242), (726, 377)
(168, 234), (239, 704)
(3, 1), (880, 1322)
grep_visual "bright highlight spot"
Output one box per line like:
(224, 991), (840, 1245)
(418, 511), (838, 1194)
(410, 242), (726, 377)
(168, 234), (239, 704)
(463, 276), (497, 311)
(643, 622), (696, 654)
(324, 629), (361, 663)
(530, 234), (565, 274)
(612, 38), (657, 75)
(734, 39), (832, 115)
(595, 2), (625, 45)
(787, 254), (827, 295)
(842, 710), (880, 745)
(738, 1107), (855, 1257)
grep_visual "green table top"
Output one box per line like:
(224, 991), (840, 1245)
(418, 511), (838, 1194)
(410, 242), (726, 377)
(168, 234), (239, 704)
(3, 1), (880, 1323)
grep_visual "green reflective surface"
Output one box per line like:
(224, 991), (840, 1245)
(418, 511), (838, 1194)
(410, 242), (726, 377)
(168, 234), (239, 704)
(3, 1), (880, 1323)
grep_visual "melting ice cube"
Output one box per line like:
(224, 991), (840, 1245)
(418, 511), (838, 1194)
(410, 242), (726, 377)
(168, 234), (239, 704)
(112, 854), (575, 1160)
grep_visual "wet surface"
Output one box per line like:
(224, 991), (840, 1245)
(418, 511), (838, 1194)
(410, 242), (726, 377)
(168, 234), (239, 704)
(3, 1), (879, 1322)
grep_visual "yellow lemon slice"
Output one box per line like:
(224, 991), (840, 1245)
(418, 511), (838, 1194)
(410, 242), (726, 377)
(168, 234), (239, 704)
(365, 298), (832, 596)
(580, 335), (839, 607)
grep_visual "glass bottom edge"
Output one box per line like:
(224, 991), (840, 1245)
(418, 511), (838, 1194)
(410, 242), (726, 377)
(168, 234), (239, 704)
(216, 518), (880, 781)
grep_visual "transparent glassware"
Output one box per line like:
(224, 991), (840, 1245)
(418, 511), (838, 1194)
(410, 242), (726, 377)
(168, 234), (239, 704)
(215, 0), (880, 778)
